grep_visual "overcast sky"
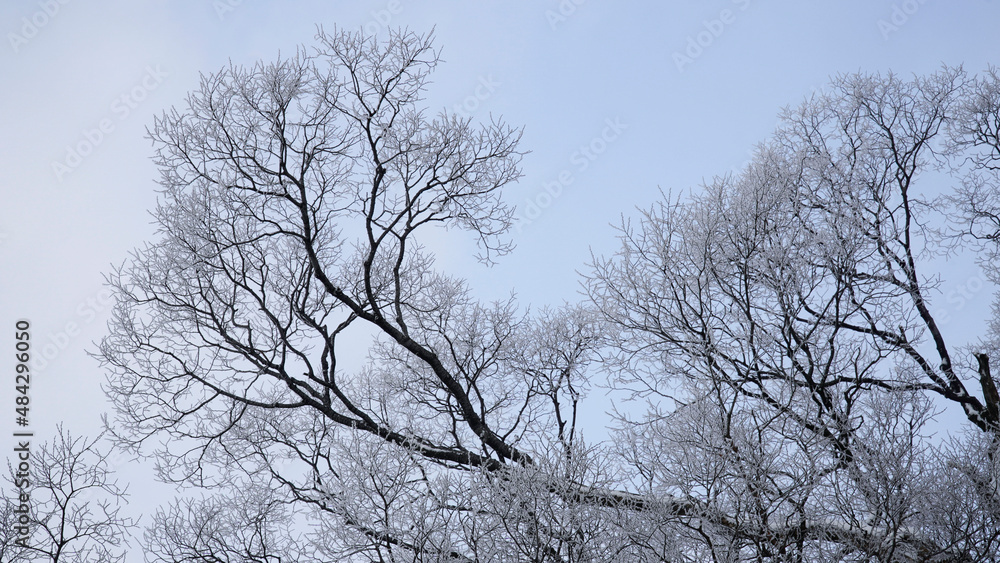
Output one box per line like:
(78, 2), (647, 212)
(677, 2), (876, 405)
(3, 1), (1000, 556)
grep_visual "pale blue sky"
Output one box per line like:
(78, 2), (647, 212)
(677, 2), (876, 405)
(3, 2), (1000, 557)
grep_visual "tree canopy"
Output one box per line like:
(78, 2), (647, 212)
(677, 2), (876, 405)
(83, 28), (1000, 562)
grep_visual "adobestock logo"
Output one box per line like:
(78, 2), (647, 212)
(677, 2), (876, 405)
(213, 0), (244, 21)
(877, 0), (930, 40)
(545, 0), (587, 30)
(452, 75), (501, 118)
(363, 0), (404, 36)
(672, 0), (752, 73)
(931, 274), (988, 327)
(513, 117), (627, 232)
(29, 288), (114, 374)
(51, 65), (168, 183)
(7, 0), (72, 54)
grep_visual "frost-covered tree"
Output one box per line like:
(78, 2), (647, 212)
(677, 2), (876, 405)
(588, 66), (1000, 561)
(2, 428), (135, 562)
(98, 27), (621, 562)
(98, 25), (1000, 561)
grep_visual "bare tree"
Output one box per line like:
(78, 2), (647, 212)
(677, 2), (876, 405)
(97, 27), (627, 561)
(0, 497), (30, 563)
(588, 67), (1000, 560)
(144, 482), (312, 563)
(97, 25), (1000, 561)
(3, 427), (135, 562)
